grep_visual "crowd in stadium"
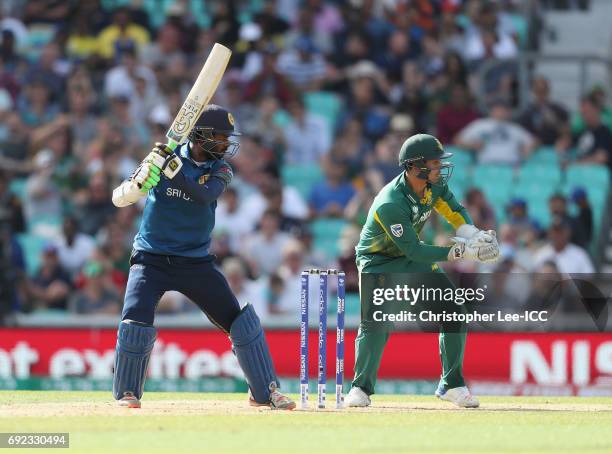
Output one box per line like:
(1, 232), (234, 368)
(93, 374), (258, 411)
(0, 0), (609, 322)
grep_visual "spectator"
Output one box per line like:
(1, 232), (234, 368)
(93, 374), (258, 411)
(518, 77), (570, 147)
(243, 209), (292, 277)
(548, 192), (592, 249)
(253, 0), (290, 41)
(463, 1), (518, 63)
(332, 118), (372, 178)
(309, 155), (356, 218)
(210, 2), (240, 47)
(140, 22), (183, 68)
(0, 110), (30, 165)
(336, 223), (360, 293)
(104, 47), (158, 107)
(0, 29), (23, 73)
(341, 63), (391, 141)
(283, 6), (333, 55)
(73, 172), (116, 236)
(106, 93), (149, 148)
(533, 217), (594, 273)
(393, 62), (429, 133)
(570, 187), (593, 248)
(55, 216), (96, 277)
(17, 77), (59, 127)
(71, 261), (120, 315)
(219, 78), (256, 134)
(245, 95), (286, 152)
(273, 239), (309, 315)
(211, 230), (239, 268)
(216, 187), (257, 251)
(376, 29), (419, 83)
(66, 10), (99, 62)
(242, 175), (309, 226)
(436, 84), (480, 144)
(0, 170), (25, 234)
(572, 94), (612, 170)
(295, 226), (328, 270)
(505, 198), (535, 237)
(96, 7), (150, 62)
(223, 258), (267, 320)
(276, 36), (327, 91)
(571, 85), (612, 134)
(65, 76), (98, 153)
(464, 188), (496, 231)
(24, 149), (62, 226)
(369, 133), (401, 184)
(23, 42), (66, 96)
(26, 245), (72, 310)
(418, 31), (445, 78)
(243, 44), (293, 106)
(283, 96), (331, 165)
(455, 98), (535, 164)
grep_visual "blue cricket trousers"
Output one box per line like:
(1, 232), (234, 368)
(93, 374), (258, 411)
(122, 250), (241, 331)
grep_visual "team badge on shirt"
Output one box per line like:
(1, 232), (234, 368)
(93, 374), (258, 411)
(390, 224), (403, 237)
(198, 174), (210, 184)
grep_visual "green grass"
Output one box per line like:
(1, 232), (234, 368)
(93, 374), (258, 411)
(1, 392), (611, 453)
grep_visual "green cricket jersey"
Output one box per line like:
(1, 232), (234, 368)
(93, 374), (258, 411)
(356, 172), (473, 271)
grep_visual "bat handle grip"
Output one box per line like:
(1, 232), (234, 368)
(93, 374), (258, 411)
(166, 140), (179, 152)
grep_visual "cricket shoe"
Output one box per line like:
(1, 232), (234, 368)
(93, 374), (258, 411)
(435, 386), (480, 408)
(248, 387), (296, 411)
(117, 391), (141, 408)
(344, 387), (371, 407)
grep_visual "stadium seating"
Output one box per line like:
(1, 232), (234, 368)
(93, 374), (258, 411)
(566, 164), (610, 188)
(517, 162), (562, 188)
(16, 233), (47, 276)
(311, 218), (348, 260)
(281, 164), (324, 199)
(304, 91), (343, 136)
(527, 147), (560, 167)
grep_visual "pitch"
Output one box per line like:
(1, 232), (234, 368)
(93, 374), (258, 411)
(1, 391), (611, 453)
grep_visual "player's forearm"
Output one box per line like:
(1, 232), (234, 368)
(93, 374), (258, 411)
(172, 172), (226, 204)
(403, 242), (452, 263)
(112, 180), (144, 207)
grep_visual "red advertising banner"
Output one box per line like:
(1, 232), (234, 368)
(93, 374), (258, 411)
(0, 328), (611, 386)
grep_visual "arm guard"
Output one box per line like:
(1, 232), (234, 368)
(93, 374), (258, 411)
(112, 180), (144, 207)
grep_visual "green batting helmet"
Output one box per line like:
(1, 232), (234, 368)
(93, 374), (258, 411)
(398, 134), (454, 185)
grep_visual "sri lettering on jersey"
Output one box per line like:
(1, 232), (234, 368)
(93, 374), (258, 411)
(166, 187), (193, 202)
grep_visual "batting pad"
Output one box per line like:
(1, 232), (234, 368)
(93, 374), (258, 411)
(230, 304), (279, 404)
(113, 320), (157, 400)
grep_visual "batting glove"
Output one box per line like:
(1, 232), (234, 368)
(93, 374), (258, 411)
(143, 143), (183, 179)
(132, 162), (161, 193)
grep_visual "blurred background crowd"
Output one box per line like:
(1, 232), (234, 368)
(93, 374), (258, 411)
(0, 0), (609, 325)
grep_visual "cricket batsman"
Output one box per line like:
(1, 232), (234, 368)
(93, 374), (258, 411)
(344, 134), (499, 408)
(110, 104), (295, 410)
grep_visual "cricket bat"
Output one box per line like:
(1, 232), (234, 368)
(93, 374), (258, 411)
(165, 43), (232, 151)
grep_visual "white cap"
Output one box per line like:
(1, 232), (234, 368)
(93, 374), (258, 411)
(239, 22), (262, 42)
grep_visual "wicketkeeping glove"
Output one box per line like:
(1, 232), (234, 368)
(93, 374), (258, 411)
(448, 237), (500, 263)
(143, 142), (183, 179)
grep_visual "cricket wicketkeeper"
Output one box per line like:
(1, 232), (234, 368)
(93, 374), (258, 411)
(110, 104), (295, 410)
(345, 134), (499, 408)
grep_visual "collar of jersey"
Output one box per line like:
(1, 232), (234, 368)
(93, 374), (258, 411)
(397, 172), (418, 205)
(180, 143), (213, 168)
